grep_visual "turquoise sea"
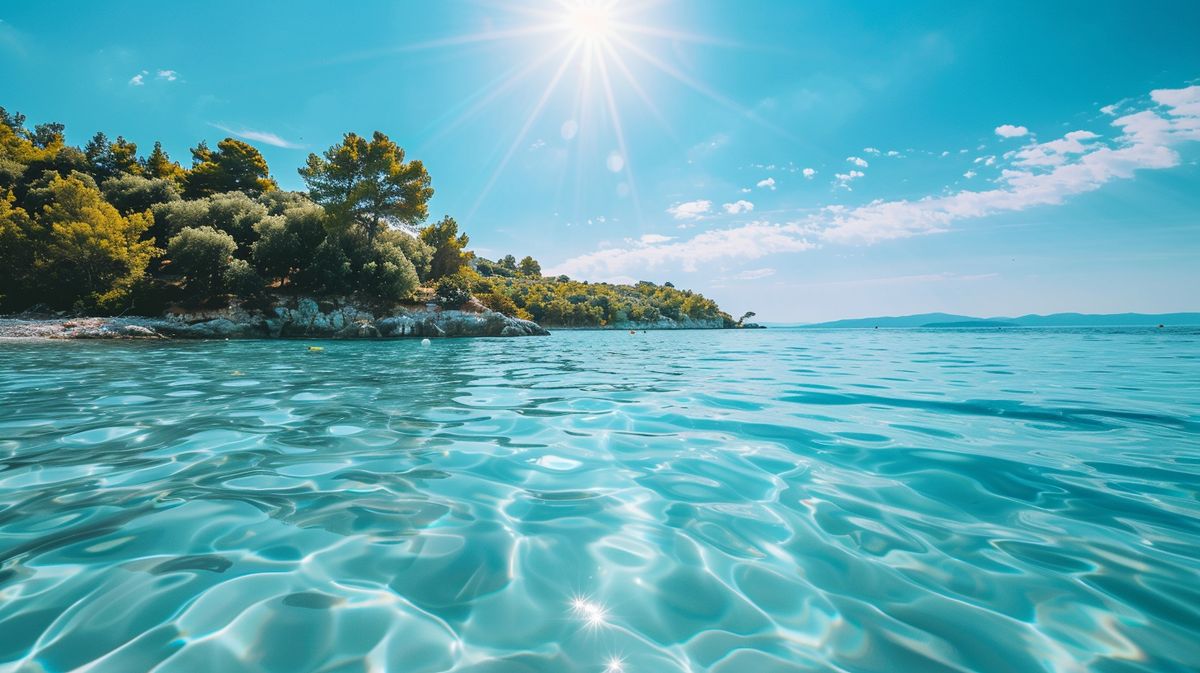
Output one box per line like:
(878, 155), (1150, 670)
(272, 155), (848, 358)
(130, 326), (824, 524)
(1, 327), (1199, 673)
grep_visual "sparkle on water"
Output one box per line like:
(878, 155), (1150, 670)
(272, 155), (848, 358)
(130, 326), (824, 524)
(1, 327), (1199, 672)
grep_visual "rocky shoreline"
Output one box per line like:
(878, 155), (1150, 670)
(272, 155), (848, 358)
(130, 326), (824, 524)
(0, 297), (549, 340)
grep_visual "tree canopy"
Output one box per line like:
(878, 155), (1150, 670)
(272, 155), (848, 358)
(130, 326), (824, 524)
(183, 138), (277, 199)
(419, 216), (470, 280)
(299, 131), (432, 239)
(0, 106), (733, 326)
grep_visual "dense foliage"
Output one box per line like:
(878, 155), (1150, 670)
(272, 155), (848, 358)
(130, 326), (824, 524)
(471, 261), (732, 328)
(0, 104), (734, 327)
(0, 109), (453, 313)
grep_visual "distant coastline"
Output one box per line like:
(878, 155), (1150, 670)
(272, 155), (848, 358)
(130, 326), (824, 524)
(786, 312), (1200, 328)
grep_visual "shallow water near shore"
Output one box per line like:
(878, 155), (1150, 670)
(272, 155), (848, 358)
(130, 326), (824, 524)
(1, 327), (1199, 672)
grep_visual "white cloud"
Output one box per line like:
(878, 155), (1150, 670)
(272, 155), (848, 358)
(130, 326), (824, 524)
(550, 84), (1200, 279)
(995, 124), (1029, 138)
(722, 200), (755, 214)
(529, 138), (546, 150)
(1153, 86), (1200, 117)
(1100, 104), (1119, 116)
(128, 70), (147, 86)
(940, 150), (950, 157)
(638, 234), (674, 245)
(834, 170), (865, 188)
(963, 170), (977, 179)
(1011, 130), (1098, 167)
(756, 177), (776, 190)
(733, 267), (776, 280)
(548, 221), (816, 279)
(666, 200), (712, 220)
(802, 168), (816, 178)
(886, 150), (902, 157)
(863, 147), (881, 155)
(209, 123), (304, 149)
(156, 69), (178, 82)
(847, 156), (869, 168)
(820, 85), (1200, 244)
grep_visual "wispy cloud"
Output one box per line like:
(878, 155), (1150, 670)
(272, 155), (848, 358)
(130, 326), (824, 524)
(209, 123), (304, 149)
(756, 177), (776, 190)
(129, 68), (180, 86)
(802, 168), (816, 178)
(666, 199), (712, 220)
(820, 84), (1200, 243)
(547, 220), (816, 278)
(732, 267), (776, 280)
(847, 156), (869, 168)
(550, 84), (1200, 280)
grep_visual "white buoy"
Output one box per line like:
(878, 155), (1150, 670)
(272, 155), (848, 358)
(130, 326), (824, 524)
(421, 338), (432, 346)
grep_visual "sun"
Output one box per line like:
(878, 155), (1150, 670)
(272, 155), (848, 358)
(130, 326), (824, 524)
(382, 0), (753, 224)
(565, 3), (614, 43)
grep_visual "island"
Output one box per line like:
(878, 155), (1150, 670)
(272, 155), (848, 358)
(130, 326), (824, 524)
(0, 108), (740, 338)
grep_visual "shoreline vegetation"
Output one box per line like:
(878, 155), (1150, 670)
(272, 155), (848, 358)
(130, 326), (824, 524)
(0, 106), (746, 339)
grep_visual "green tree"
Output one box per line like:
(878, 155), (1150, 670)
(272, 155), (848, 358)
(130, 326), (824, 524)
(167, 226), (237, 298)
(223, 258), (263, 298)
(250, 215), (298, 285)
(298, 131), (432, 239)
(21, 168), (97, 215)
(0, 191), (35, 309)
(419, 216), (470, 280)
(110, 136), (142, 176)
(390, 230), (434, 281)
(203, 191), (270, 250)
(83, 132), (117, 181)
(83, 132), (142, 182)
(252, 204), (331, 286)
(30, 122), (66, 150)
(500, 254), (517, 271)
(434, 273), (472, 308)
(183, 138), (276, 198)
(361, 236), (421, 301)
(34, 174), (158, 308)
(143, 141), (185, 183)
(518, 255), (541, 278)
(0, 107), (27, 133)
(101, 175), (180, 215)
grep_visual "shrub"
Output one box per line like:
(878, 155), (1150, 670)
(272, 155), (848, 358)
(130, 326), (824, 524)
(101, 175), (180, 215)
(435, 273), (472, 308)
(167, 226), (236, 298)
(223, 258), (263, 298)
(361, 236), (420, 301)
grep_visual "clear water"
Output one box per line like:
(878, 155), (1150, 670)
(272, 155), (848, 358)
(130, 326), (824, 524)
(1, 328), (1199, 673)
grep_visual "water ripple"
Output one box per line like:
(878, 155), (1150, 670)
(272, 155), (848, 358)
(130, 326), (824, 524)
(1, 327), (1199, 672)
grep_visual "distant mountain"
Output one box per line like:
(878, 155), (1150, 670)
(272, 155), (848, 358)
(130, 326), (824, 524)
(801, 312), (1200, 328)
(922, 320), (1017, 328)
(801, 313), (978, 328)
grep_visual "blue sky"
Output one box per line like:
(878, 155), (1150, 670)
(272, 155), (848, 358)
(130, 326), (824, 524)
(3, 0), (1198, 322)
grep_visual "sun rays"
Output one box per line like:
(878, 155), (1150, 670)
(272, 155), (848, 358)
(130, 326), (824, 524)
(362, 0), (767, 225)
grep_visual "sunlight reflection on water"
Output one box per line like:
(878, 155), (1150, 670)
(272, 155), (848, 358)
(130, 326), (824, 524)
(1, 327), (1199, 672)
